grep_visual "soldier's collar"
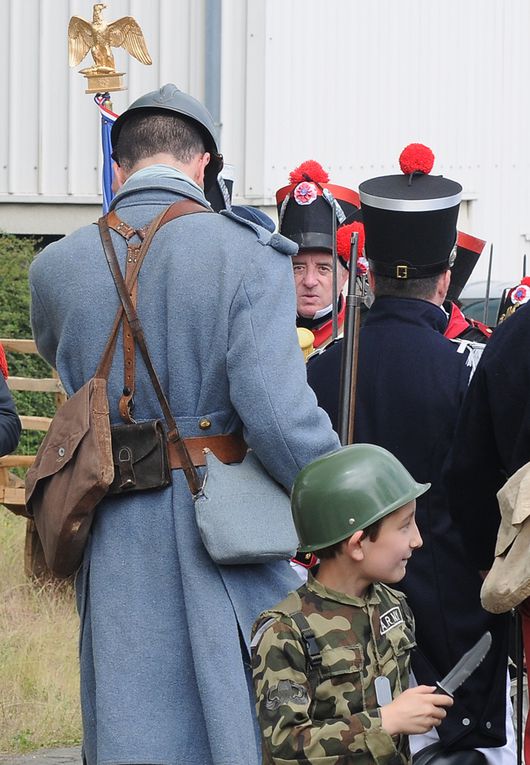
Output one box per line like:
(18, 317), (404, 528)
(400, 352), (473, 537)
(307, 572), (381, 607)
(297, 295), (343, 329)
(122, 164), (202, 193)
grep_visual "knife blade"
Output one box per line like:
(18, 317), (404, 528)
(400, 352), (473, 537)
(435, 631), (492, 697)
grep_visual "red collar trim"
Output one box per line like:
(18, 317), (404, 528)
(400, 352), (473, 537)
(444, 302), (492, 340)
(310, 299), (347, 348)
(444, 302), (469, 339)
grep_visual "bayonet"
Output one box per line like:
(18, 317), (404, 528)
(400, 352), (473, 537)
(483, 244), (494, 324)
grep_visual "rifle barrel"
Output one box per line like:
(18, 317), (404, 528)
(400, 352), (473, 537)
(338, 233), (360, 444)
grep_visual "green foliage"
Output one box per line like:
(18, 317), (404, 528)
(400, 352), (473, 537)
(0, 234), (36, 337)
(0, 234), (56, 455)
(11, 728), (34, 751)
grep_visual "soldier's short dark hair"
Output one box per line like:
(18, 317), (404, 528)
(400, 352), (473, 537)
(372, 272), (443, 301)
(116, 111), (206, 172)
(317, 519), (383, 560)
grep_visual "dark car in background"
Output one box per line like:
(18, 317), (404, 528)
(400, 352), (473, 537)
(460, 280), (515, 327)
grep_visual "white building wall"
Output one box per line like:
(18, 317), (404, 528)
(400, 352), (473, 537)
(0, 0), (206, 231)
(238, 0), (530, 285)
(1, 0), (530, 285)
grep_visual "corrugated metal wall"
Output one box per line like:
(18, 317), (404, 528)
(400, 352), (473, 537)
(237, 0), (530, 284)
(0, 0), (206, 201)
(1, 0), (530, 283)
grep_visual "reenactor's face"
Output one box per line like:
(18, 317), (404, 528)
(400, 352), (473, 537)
(292, 251), (347, 318)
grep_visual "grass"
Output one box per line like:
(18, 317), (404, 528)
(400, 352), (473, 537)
(0, 508), (81, 754)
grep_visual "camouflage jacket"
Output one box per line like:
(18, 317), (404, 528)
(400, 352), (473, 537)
(251, 574), (415, 765)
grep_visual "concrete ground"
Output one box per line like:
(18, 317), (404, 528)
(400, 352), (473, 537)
(0, 748), (82, 765)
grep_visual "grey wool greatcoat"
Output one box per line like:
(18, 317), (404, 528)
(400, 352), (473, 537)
(29, 171), (339, 765)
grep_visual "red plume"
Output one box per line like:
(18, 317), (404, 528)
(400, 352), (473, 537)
(0, 343), (8, 380)
(337, 222), (365, 265)
(521, 277), (530, 287)
(289, 160), (329, 185)
(399, 143), (435, 175)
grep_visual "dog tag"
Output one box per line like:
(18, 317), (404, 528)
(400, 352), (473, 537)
(375, 675), (392, 706)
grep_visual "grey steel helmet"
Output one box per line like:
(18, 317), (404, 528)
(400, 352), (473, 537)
(292, 443), (430, 553)
(111, 83), (223, 190)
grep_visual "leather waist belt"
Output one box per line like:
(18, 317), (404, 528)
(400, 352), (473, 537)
(167, 432), (247, 469)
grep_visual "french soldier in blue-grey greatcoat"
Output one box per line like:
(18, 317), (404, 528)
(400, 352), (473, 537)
(29, 84), (339, 765)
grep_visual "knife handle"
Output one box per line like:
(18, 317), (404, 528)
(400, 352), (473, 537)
(435, 683), (454, 697)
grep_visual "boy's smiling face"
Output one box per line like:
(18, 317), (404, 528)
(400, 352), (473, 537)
(358, 501), (422, 586)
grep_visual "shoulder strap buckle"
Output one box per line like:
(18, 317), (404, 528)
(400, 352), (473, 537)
(290, 611), (322, 669)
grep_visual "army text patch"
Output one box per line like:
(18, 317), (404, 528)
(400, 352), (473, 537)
(379, 606), (404, 634)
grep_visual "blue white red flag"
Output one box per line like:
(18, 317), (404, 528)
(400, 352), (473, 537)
(94, 94), (119, 213)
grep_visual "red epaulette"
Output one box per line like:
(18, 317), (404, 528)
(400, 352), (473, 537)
(466, 317), (493, 340)
(0, 343), (8, 379)
(291, 550), (319, 570)
(444, 301), (492, 341)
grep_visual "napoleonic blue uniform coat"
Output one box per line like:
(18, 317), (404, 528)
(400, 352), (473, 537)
(29, 172), (339, 765)
(0, 374), (21, 456)
(446, 299), (530, 568)
(307, 297), (509, 751)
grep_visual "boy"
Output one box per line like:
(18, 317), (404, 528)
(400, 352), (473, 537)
(251, 444), (453, 764)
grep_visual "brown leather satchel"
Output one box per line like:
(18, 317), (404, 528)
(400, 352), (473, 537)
(25, 201), (209, 578)
(25, 377), (114, 578)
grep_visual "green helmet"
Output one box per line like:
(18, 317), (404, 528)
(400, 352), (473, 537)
(292, 444), (429, 552)
(111, 83), (223, 191)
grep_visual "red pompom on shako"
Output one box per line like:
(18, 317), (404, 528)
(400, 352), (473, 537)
(336, 222), (366, 271)
(289, 160), (329, 185)
(0, 343), (8, 380)
(399, 143), (435, 176)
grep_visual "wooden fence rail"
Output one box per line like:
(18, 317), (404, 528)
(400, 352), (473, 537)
(0, 337), (66, 511)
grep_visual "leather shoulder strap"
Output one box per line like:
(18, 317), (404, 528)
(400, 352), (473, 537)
(111, 200), (212, 422)
(96, 207), (169, 380)
(158, 198), (212, 224)
(107, 199), (211, 239)
(106, 211), (138, 241)
(95, 199), (212, 381)
(97, 200), (210, 497)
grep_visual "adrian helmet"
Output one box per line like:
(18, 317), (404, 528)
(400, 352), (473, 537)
(111, 83), (223, 190)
